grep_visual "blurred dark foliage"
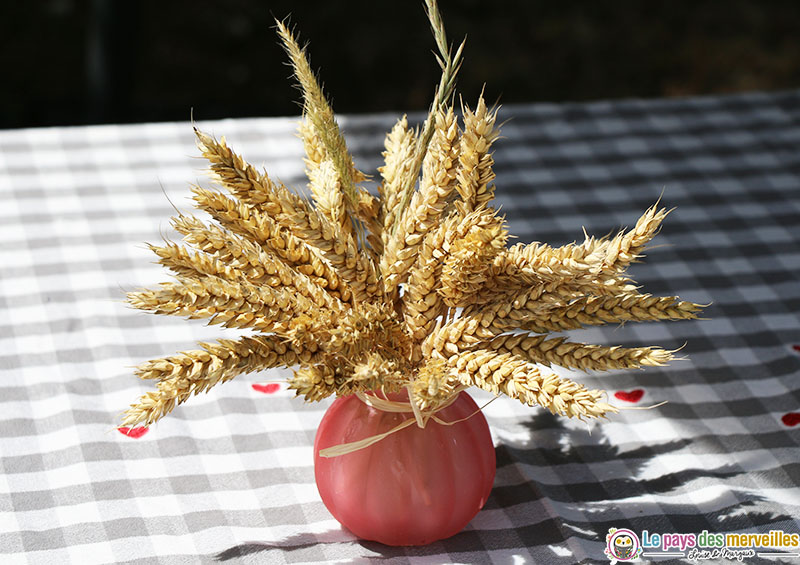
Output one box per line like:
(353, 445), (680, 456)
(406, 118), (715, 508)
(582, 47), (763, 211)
(2, 0), (799, 129)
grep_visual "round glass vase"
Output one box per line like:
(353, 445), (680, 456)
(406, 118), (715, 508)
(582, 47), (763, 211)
(313, 389), (496, 546)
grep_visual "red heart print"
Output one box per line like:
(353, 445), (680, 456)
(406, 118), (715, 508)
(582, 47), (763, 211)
(792, 345), (800, 353)
(252, 383), (280, 394)
(782, 412), (800, 427)
(614, 389), (645, 403)
(118, 427), (148, 438)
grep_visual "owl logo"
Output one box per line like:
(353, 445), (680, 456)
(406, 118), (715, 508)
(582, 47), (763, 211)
(614, 534), (634, 559)
(604, 528), (642, 562)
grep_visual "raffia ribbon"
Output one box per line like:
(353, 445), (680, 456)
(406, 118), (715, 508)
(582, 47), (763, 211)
(318, 385), (493, 458)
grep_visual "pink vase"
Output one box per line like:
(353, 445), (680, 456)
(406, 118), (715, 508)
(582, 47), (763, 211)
(314, 390), (496, 546)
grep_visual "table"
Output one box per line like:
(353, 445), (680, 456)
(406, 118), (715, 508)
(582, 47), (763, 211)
(1, 90), (799, 564)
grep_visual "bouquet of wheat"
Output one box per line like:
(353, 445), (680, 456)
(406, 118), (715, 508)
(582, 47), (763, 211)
(121, 0), (701, 546)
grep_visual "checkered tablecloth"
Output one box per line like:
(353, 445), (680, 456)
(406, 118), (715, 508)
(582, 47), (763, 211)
(1, 89), (799, 564)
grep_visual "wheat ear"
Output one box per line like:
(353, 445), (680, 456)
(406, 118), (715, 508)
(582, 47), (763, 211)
(171, 214), (348, 301)
(392, 0), (465, 231)
(122, 336), (310, 427)
(447, 349), (617, 419)
(483, 333), (675, 372)
(275, 20), (368, 250)
(379, 116), (417, 247)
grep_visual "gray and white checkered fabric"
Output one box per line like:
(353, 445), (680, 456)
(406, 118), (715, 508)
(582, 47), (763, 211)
(1, 89), (799, 564)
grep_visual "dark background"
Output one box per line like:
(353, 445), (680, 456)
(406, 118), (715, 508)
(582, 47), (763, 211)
(2, 0), (799, 129)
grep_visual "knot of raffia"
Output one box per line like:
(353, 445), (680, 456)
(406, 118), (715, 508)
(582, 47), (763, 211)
(318, 384), (480, 458)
